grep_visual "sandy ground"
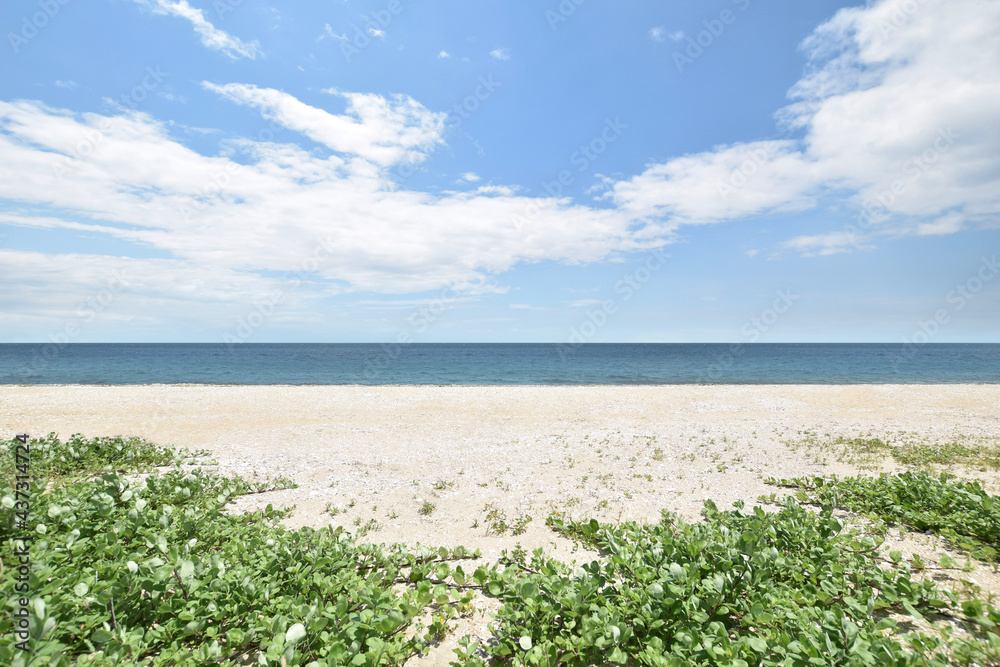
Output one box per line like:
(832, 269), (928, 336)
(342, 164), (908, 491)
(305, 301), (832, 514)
(2, 384), (999, 663)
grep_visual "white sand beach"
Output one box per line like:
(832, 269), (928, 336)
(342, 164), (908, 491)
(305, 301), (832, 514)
(3, 384), (999, 543)
(5, 384), (1000, 664)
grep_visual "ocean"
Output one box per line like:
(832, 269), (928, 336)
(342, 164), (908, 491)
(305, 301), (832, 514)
(1, 343), (998, 385)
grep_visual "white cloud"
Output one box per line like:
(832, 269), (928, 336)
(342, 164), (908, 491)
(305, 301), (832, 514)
(319, 24), (347, 42)
(438, 50), (450, 59)
(489, 48), (510, 61)
(0, 93), (661, 329)
(369, 27), (386, 39)
(669, 31), (685, 42)
(612, 0), (1000, 253)
(915, 212), (964, 236)
(649, 27), (664, 42)
(54, 80), (78, 90)
(203, 82), (447, 167)
(4, 0), (998, 336)
(131, 0), (261, 59)
(781, 231), (873, 257)
(460, 172), (480, 182)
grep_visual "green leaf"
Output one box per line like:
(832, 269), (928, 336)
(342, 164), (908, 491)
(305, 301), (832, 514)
(285, 623), (307, 645)
(518, 636), (532, 650)
(92, 629), (113, 643)
(73, 582), (89, 597)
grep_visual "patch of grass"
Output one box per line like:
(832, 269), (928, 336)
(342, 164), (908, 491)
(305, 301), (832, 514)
(652, 447), (664, 461)
(432, 479), (454, 491)
(766, 471), (999, 561)
(0, 435), (478, 666)
(486, 499), (1000, 666)
(0, 432), (181, 485)
(483, 503), (508, 535)
(786, 433), (1000, 472)
(418, 500), (436, 516)
(353, 517), (382, 536)
(6, 434), (1000, 667)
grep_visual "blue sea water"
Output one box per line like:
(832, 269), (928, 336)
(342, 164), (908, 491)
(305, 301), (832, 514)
(0, 343), (998, 385)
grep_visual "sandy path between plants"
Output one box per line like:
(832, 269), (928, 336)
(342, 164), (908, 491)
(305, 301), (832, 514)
(2, 384), (999, 663)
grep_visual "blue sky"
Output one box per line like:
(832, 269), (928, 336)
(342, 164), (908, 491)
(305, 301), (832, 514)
(1, 0), (998, 344)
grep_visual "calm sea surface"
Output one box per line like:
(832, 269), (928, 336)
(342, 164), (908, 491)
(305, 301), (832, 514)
(1, 343), (998, 385)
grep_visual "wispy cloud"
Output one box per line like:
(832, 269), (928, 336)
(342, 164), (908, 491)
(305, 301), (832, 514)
(130, 0), (261, 59)
(319, 24), (347, 42)
(438, 50), (450, 59)
(489, 48), (510, 61)
(54, 80), (78, 90)
(649, 27), (664, 42)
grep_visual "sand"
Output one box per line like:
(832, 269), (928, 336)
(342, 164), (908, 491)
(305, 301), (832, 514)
(3, 384), (999, 663)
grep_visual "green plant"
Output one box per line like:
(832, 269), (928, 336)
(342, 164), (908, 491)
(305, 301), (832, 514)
(479, 498), (1000, 666)
(0, 435), (479, 666)
(418, 501), (436, 516)
(767, 471), (1000, 561)
(511, 514), (533, 536)
(483, 503), (509, 535)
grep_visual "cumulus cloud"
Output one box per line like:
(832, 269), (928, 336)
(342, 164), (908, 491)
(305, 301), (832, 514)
(489, 48), (510, 61)
(131, 0), (262, 59)
(3, 0), (998, 337)
(614, 0), (1000, 253)
(0, 91), (659, 331)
